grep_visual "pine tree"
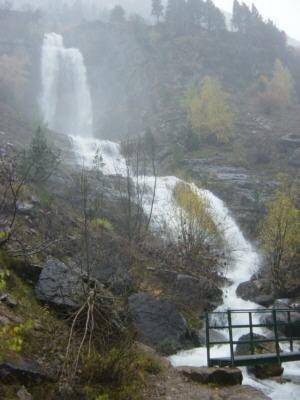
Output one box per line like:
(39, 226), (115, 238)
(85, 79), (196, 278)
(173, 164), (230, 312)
(109, 5), (126, 24)
(186, 0), (205, 28)
(231, 0), (241, 31)
(165, 0), (186, 30)
(203, 0), (226, 32)
(232, 0), (252, 33)
(151, 0), (164, 23)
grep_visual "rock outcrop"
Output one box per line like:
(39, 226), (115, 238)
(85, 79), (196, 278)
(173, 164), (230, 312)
(178, 366), (243, 386)
(236, 333), (283, 379)
(129, 292), (197, 353)
(264, 309), (300, 337)
(236, 278), (274, 307)
(175, 274), (223, 311)
(0, 356), (54, 384)
(35, 258), (85, 309)
(153, 269), (223, 314)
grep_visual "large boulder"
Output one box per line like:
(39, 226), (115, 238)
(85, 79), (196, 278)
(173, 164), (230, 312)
(153, 269), (223, 313)
(236, 333), (283, 379)
(91, 254), (133, 295)
(174, 274), (223, 312)
(280, 133), (300, 149)
(236, 278), (274, 307)
(35, 258), (85, 309)
(264, 309), (300, 337)
(0, 356), (54, 384)
(129, 292), (195, 353)
(178, 366), (243, 386)
(289, 148), (300, 167)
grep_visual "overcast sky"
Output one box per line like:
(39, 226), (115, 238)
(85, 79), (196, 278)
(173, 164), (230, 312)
(8, 0), (300, 41)
(213, 0), (300, 41)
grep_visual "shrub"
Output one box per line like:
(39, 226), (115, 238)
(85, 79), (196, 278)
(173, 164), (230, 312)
(22, 126), (60, 185)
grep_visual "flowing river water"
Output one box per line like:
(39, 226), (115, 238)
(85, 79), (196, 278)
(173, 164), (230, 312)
(41, 32), (300, 399)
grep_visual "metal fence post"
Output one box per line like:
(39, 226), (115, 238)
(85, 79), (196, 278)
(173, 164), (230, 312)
(227, 310), (235, 367)
(273, 309), (281, 364)
(249, 312), (255, 355)
(206, 312), (211, 367)
(287, 310), (294, 352)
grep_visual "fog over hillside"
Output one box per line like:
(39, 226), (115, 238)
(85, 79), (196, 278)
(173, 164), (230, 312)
(3, 0), (300, 45)
(1, 0), (154, 16)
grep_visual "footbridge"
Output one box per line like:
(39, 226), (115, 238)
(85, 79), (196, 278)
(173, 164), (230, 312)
(205, 308), (300, 367)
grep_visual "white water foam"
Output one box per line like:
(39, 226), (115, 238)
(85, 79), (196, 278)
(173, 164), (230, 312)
(41, 32), (300, 399)
(41, 33), (93, 137)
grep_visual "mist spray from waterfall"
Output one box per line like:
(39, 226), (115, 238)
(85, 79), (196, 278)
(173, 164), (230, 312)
(40, 32), (300, 399)
(41, 33), (93, 137)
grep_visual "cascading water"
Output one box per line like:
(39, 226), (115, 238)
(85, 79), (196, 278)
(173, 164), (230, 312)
(41, 33), (300, 399)
(41, 33), (93, 137)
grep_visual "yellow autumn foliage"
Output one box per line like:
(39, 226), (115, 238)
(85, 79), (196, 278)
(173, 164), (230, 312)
(183, 77), (234, 143)
(258, 59), (295, 113)
(173, 182), (218, 246)
(260, 182), (300, 290)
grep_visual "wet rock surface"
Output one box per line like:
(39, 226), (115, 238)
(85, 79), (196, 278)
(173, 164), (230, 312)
(129, 292), (196, 352)
(0, 356), (54, 384)
(142, 365), (270, 399)
(236, 278), (274, 306)
(35, 258), (85, 309)
(264, 308), (300, 337)
(174, 274), (223, 312)
(183, 159), (276, 236)
(177, 366), (243, 386)
(153, 269), (223, 313)
(236, 333), (284, 379)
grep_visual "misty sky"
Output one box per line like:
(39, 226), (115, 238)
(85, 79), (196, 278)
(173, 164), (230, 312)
(9, 0), (300, 41)
(214, 0), (300, 41)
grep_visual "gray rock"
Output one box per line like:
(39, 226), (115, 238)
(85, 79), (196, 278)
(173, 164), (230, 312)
(280, 133), (300, 149)
(178, 366), (243, 386)
(35, 258), (85, 309)
(0, 357), (54, 384)
(91, 258), (132, 295)
(236, 333), (283, 379)
(16, 202), (34, 214)
(199, 328), (227, 345)
(0, 293), (18, 308)
(236, 279), (273, 306)
(129, 292), (194, 352)
(264, 309), (300, 337)
(174, 274), (223, 312)
(289, 148), (300, 167)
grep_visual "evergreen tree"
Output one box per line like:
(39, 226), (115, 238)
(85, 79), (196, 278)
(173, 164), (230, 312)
(232, 0), (242, 31)
(232, 0), (252, 33)
(109, 5), (126, 24)
(203, 0), (226, 32)
(165, 0), (186, 31)
(151, 0), (164, 23)
(186, 0), (205, 28)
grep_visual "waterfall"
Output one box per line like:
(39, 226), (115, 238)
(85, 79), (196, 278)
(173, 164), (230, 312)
(40, 33), (300, 399)
(41, 33), (93, 137)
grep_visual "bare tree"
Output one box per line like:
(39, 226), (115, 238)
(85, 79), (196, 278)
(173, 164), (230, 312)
(118, 133), (157, 243)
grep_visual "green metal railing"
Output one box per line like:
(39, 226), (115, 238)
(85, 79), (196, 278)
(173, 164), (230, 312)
(205, 308), (300, 367)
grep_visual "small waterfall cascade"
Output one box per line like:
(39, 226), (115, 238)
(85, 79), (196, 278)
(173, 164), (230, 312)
(41, 33), (93, 137)
(40, 33), (300, 399)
